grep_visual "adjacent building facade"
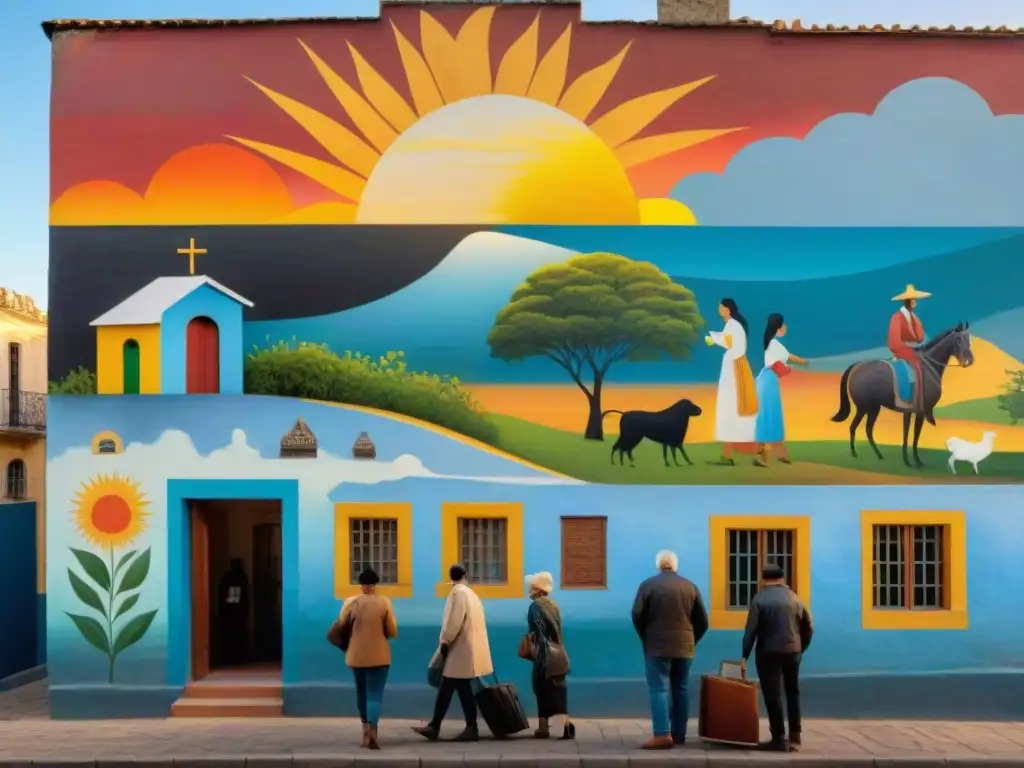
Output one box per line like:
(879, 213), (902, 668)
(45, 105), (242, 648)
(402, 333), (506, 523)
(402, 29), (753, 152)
(44, 0), (1024, 719)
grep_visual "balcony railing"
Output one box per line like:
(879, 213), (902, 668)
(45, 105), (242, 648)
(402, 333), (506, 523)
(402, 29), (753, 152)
(3, 476), (27, 500)
(0, 389), (46, 433)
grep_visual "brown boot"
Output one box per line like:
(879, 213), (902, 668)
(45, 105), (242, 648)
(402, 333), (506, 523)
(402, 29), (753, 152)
(360, 723), (370, 747)
(641, 735), (673, 749)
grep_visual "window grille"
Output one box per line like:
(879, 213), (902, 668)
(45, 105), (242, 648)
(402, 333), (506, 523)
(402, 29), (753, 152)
(349, 518), (399, 585)
(726, 528), (796, 608)
(459, 517), (508, 585)
(872, 524), (945, 610)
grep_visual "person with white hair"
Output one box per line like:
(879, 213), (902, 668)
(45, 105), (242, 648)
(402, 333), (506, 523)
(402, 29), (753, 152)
(631, 549), (709, 750)
(519, 571), (574, 740)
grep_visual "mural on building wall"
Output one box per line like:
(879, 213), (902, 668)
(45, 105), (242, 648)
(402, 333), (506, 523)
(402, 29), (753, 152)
(66, 473), (157, 682)
(48, 4), (1024, 485)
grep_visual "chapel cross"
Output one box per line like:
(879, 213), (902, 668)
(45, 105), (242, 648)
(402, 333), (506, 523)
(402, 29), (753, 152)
(176, 237), (207, 275)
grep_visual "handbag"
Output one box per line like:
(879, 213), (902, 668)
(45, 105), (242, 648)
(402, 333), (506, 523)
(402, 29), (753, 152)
(770, 361), (792, 378)
(517, 633), (534, 661)
(545, 641), (570, 678)
(326, 598), (358, 651)
(427, 650), (445, 688)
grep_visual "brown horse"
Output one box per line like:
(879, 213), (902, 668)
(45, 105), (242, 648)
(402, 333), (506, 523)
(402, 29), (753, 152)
(831, 324), (974, 467)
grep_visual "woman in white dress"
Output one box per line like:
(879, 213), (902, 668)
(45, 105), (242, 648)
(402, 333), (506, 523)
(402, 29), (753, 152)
(753, 313), (808, 467)
(704, 298), (758, 465)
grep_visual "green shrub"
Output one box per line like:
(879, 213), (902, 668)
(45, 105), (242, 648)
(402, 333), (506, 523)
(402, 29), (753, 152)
(997, 369), (1024, 425)
(245, 340), (499, 444)
(49, 367), (97, 394)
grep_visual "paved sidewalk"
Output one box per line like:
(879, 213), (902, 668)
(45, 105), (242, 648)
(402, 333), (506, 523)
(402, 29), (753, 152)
(4, 682), (1024, 765)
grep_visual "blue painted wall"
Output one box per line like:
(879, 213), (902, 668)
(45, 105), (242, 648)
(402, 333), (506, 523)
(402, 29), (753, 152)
(160, 284), (245, 394)
(44, 394), (1024, 718)
(0, 501), (38, 680)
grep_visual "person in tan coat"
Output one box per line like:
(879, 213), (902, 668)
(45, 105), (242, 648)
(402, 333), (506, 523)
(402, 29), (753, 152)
(339, 568), (398, 750)
(412, 564), (493, 742)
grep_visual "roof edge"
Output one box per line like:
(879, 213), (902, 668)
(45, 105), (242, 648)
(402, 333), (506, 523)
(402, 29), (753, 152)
(41, 14), (1024, 40)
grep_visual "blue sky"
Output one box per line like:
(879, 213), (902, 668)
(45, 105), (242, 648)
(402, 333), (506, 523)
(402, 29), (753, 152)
(3, 0), (1022, 309)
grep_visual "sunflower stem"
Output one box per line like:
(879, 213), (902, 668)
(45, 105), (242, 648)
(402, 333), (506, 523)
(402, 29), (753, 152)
(107, 544), (116, 683)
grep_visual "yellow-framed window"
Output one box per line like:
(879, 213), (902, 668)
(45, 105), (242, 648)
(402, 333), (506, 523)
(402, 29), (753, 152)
(861, 510), (967, 630)
(437, 502), (524, 599)
(709, 515), (811, 630)
(333, 502), (413, 599)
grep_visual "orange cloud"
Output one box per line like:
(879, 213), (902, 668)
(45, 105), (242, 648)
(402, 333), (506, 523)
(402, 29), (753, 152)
(50, 144), (297, 226)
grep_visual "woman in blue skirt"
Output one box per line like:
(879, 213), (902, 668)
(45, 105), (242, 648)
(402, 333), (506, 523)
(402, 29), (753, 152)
(754, 313), (807, 466)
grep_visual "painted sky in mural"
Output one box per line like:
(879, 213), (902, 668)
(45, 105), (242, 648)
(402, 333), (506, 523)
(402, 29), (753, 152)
(50, 4), (1024, 226)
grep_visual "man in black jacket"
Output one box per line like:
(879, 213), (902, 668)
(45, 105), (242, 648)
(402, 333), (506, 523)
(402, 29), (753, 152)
(631, 549), (709, 750)
(741, 563), (814, 752)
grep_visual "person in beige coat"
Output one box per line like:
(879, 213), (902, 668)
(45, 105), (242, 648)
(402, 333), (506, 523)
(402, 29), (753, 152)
(412, 564), (493, 742)
(339, 568), (398, 750)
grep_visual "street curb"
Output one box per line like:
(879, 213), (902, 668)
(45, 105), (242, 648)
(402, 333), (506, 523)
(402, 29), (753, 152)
(7, 756), (1024, 767)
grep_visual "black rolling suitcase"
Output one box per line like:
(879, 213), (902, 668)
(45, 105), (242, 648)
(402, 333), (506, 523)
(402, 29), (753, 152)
(474, 675), (530, 739)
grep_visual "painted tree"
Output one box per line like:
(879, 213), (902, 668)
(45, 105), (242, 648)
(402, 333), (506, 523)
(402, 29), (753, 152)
(486, 252), (704, 440)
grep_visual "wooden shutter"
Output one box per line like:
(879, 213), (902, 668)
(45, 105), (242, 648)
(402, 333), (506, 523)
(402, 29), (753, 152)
(560, 516), (607, 589)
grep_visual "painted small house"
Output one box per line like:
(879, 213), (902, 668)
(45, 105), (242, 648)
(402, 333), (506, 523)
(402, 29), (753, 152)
(90, 276), (253, 396)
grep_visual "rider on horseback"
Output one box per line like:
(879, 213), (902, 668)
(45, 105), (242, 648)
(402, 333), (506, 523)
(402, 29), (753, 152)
(887, 284), (932, 423)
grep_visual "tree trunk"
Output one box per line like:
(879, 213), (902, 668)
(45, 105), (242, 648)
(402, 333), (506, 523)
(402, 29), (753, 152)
(583, 376), (605, 440)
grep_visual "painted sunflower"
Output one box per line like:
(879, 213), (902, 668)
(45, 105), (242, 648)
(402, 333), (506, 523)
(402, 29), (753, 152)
(71, 472), (149, 549)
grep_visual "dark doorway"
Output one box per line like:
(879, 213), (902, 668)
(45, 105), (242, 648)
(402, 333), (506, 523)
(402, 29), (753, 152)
(185, 316), (219, 394)
(189, 499), (282, 680)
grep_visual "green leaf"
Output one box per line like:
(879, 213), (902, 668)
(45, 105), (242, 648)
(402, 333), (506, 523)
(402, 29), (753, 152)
(113, 593), (140, 621)
(69, 548), (111, 591)
(67, 568), (107, 616)
(114, 550), (138, 579)
(112, 608), (158, 657)
(117, 548), (151, 594)
(66, 612), (110, 654)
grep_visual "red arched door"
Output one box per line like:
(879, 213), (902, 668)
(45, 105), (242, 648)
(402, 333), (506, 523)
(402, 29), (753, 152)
(186, 317), (220, 394)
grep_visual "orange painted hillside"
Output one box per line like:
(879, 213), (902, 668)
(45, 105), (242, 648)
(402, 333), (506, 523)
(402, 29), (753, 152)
(468, 336), (1023, 450)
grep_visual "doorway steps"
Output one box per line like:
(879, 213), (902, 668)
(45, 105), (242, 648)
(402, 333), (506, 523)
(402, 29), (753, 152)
(170, 669), (283, 718)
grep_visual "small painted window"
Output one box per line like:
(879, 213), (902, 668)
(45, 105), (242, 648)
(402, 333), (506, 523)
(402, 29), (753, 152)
(458, 517), (508, 585)
(872, 524), (946, 610)
(560, 516), (607, 589)
(5, 459), (26, 499)
(349, 518), (400, 585)
(122, 339), (141, 394)
(97, 439), (117, 454)
(727, 528), (797, 609)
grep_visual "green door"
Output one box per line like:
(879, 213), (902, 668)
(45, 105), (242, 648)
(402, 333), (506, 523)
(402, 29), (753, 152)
(122, 339), (141, 394)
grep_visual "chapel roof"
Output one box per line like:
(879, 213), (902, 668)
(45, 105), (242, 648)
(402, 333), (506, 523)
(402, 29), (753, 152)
(89, 275), (254, 327)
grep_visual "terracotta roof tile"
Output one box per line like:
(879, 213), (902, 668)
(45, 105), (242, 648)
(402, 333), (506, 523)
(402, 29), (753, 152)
(40, 14), (1024, 40)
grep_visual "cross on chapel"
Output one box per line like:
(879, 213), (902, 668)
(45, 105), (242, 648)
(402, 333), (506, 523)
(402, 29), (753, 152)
(176, 237), (207, 275)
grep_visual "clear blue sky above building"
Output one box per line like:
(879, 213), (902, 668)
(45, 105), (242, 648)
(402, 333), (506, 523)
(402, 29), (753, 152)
(2, 0), (1022, 308)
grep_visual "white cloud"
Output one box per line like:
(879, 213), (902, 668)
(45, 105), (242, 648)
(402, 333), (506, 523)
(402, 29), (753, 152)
(671, 77), (1024, 226)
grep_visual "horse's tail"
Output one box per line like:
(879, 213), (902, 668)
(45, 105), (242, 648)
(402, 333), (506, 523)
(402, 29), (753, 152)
(601, 409), (623, 419)
(831, 364), (857, 422)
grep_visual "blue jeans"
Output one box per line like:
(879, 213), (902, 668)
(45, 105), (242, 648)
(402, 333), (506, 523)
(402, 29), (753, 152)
(644, 656), (693, 739)
(353, 665), (390, 727)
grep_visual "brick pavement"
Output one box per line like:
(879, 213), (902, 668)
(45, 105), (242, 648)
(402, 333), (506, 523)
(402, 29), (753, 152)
(3, 681), (1024, 765)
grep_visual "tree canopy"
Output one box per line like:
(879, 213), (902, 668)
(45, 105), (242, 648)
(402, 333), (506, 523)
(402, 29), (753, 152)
(486, 252), (704, 382)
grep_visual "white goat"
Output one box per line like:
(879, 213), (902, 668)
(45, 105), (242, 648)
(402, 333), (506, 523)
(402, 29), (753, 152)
(946, 431), (996, 475)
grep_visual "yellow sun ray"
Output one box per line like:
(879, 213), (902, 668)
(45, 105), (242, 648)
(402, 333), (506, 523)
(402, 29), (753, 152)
(557, 43), (631, 123)
(298, 40), (398, 154)
(72, 472), (149, 550)
(615, 127), (746, 168)
(243, 77), (380, 177)
(590, 75), (718, 148)
(390, 21), (444, 117)
(456, 6), (496, 97)
(494, 14), (540, 96)
(346, 42), (419, 133)
(526, 23), (572, 105)
(420, 11), (462, 104)
(225, 135), (366, 202)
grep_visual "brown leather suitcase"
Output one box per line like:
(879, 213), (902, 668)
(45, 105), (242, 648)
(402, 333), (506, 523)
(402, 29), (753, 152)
(698, 661), (760, 747)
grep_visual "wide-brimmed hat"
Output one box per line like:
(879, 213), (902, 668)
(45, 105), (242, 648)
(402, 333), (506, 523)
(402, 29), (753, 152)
(526, 571), (554, 594)
(891, 284), (932, 301)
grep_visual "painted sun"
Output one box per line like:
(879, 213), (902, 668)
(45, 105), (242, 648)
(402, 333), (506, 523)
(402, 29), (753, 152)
(229, 8), (745, 225)
(72, 472), (150, 550)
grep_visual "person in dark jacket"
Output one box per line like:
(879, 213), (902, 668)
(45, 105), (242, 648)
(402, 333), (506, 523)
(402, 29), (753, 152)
(741, 563), (814, 752)
(631, 549), (709, 750)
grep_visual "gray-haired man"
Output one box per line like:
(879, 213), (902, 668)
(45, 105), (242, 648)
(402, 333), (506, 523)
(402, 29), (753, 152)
(631, 549), (709, 750)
